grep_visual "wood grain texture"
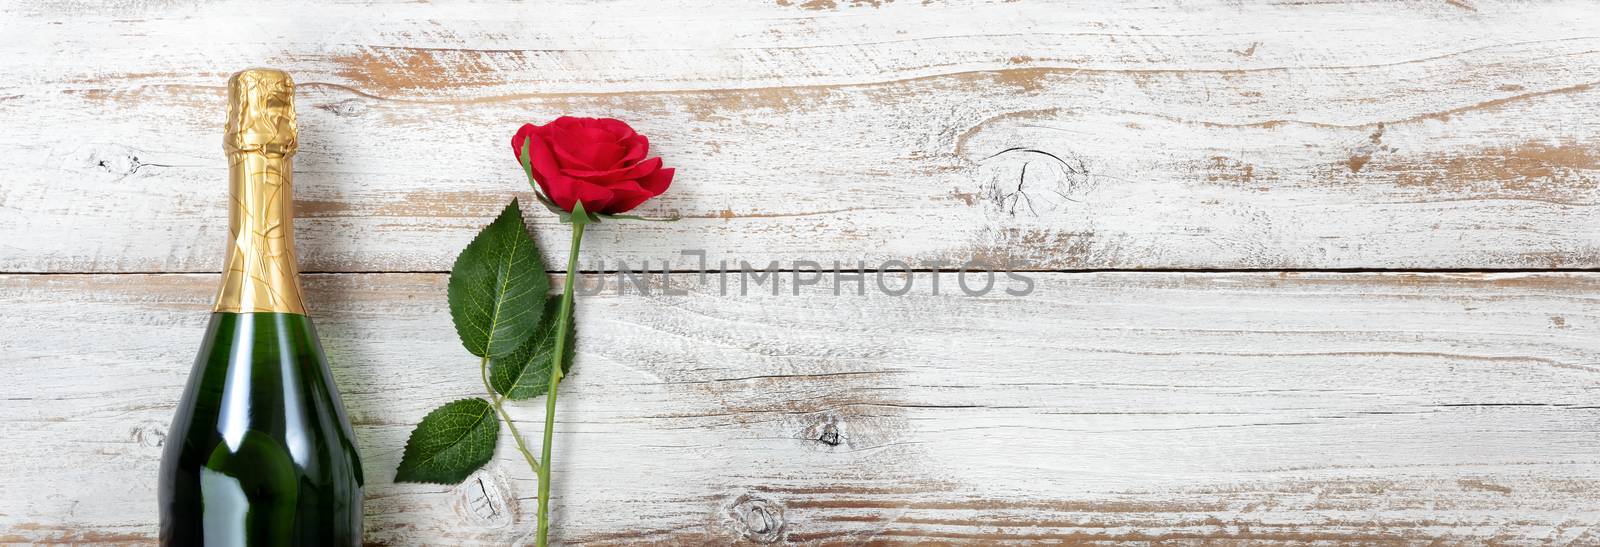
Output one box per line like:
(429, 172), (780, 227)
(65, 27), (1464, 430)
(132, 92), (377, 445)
(3, 1), (1599, 271)
(3, 272), (1599, 544)
(6, 1), (1600, 544)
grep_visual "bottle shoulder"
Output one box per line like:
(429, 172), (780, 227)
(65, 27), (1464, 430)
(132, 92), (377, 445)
(163, 312), (362, 482)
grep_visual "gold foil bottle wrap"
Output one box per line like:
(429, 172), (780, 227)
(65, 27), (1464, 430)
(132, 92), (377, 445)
(214, 68), (306, 314)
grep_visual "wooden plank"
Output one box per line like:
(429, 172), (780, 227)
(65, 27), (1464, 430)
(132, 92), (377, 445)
(3, 271), (1598, 544)
(3, 1), (1599, 272)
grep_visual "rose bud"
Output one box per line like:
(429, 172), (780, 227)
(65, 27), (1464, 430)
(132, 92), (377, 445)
(511, 116), (675, 215)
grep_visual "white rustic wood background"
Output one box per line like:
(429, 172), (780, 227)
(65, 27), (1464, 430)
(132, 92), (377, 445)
(3, 0), (1600, 544)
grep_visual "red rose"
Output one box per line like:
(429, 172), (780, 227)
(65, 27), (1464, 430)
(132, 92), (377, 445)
(511, 117), (674, 215)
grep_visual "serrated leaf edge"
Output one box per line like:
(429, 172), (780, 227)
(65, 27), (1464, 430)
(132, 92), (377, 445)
(448, 199), (547, 358)
(490, 296), (576, 400)
(394, 397), (498, 484)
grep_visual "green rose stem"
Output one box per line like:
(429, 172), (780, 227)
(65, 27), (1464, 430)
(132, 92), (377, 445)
(392, 131), (668, 540)
(537, 201), (587, 547)
(479, 355), (541, 474)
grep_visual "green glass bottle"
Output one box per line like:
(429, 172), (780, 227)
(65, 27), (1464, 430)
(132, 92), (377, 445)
(158, 68), (364, 546)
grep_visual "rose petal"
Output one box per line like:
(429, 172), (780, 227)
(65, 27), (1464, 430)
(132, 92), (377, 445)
(549, 123), (629, 170)
(591, 117), (637, 142)
(509, 123), (539, 159)
(571, 182), (616, 215)
(620, 133), (649, 164)
(525, 128), (568, 199)
(561, 157), (662, 185)
(637, 165), (674, 195)
(595, 180), (651, 214)
(584, 142), (627, 168)
(547, 123), (603, 171)
(603, 167), (673, 213)
(541, 174), (578, 212)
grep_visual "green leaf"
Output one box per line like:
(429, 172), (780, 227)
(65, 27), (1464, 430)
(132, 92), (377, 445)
(489, 296), (576, 400)
(448, 199), (548, 358)
(518, 137), (536, 189)
(394, 398), (500, 484)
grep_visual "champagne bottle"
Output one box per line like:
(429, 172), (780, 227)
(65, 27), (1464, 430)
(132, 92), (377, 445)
(158, 68), (364, 546)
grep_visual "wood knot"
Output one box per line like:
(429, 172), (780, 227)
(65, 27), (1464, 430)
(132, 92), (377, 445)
(817, 421), (841, 446)
(803, 414), (845, 448)
(978, 147), (1095, 217)
(316, 98), (369, 118)
(726, 494), (784, 543)
(454, 469), (515, 529)
(74, 144), (151, 178)
(131, 423), (166, 448)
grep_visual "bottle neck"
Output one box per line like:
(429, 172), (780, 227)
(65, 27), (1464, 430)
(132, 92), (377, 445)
(213, 150), (306, 314)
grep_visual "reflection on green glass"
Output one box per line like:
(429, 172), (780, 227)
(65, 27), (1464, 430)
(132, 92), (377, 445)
(159, 312), (363, 546)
